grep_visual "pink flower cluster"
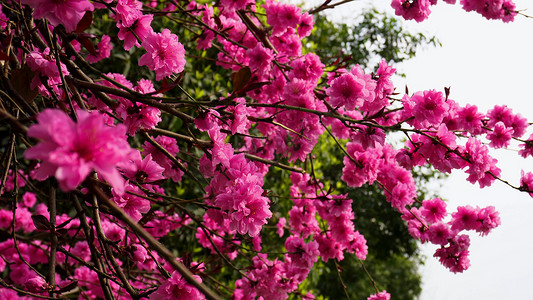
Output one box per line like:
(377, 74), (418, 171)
(199, 117), (272, 237)
(404, 198), (500, 273)
(25, 109), (132, 194)
(391, 0), (516, 22)
(26, 48), (70, 96)
(139, 29), (186, 81)
(326, 65), (376, 111)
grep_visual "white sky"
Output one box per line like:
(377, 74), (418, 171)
(290, 0), (533, 299)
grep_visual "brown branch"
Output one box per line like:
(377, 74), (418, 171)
(87, 180), (222, 300)
(47, 186), (57, 297)
(69, 77), (195, 123)
(72, 195), (115, 299)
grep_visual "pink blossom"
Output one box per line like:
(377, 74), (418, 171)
(26, 48), (70, 91)
(115, 0), (143, 27)
(0, 210), (12, 230)
(289, 53), (324, 84)
(520, 170), (533, 197)
(391, 0), (431, 22)
(487, 105), (528, 138)
(86, 35), (113, 63)
(420, 198), (447, 224)
(102, 220), (125, 241)
(434, 234), (471, 273)
(347, 230), (368, 260)
(509, 113), (529, 138)
(342, 142), (381, 188)
(271, 28), (302, 57)
(117, 14), (154, 50)
(285, 236), (319, 269)
(323, 194), (353, 218)
(139, 29), (186, 81)
(25, 109), (131, 194)
(487, 121), (513, 148)
(365, 60), (395, 114)
(25, 276), (48, 293)
(288, 204), (319, 238)
(451, 205), (479, 231)
(112, 183), (151, 221)
(276, 217), (286, 237)
(368, 291), (391, 300)
(315, 232), (345, 262)
(327, 66), (376, 111)
(428, 222), (453, 245)
(214, 172), (272, 237)
(21, 192), (37, 208)
(264, 0), (302, 35)
(2, 169), (27, 193)
(142, 135), (184, 182)
(476, 206), (501, 236)
(150, 271), (205, 300)
(461, 0), (516, 22)
(122, 151), (165, 184)
(246, 43), (274, 74)
(349, 126), (386, 149)
(410, 89), (449, 127)
(71, 241), (91, 262)
(10, 263), (37, 286)
(225, 99), (252, 134)
(220, 0), (254, 12)
(327, 211), (356, 245)
(464, 137), (499, 188)
(22, 0), (94, 32)
(0, 9), (7, 30)
(455, 104), (485, 134)
(519, 134), (533, 158)
(298, 12), (314, 37)
(131, 245), (149, 263)
(117, 96), (162, 136)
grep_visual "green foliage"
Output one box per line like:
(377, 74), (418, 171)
(305, 7), (440, 70)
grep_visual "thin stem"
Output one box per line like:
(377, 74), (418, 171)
(88, 180), (222, 300)
(47, 186), (57, 297)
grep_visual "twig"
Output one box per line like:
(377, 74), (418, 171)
(87, 180), (222, 300)
(48, 186), (57, 297)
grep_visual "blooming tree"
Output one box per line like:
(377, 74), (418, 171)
(0, 0), (529, 299)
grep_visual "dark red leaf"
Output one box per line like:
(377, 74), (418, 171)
(32, 215), (51, 231)
(232, 67), (251, 94)
(75, 11), (93, 33)
(241, 81), (270, 93)
(214, 14), (223, 30)
(156, 78), (177, 94)
(79, 36), (97, 56)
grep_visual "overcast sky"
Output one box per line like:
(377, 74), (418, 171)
(291, 0), (533, 298)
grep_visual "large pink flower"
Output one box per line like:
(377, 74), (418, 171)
(24, 109), (132, 194)
(139, 29), (186, 81)
(22, 0), (94, 32)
